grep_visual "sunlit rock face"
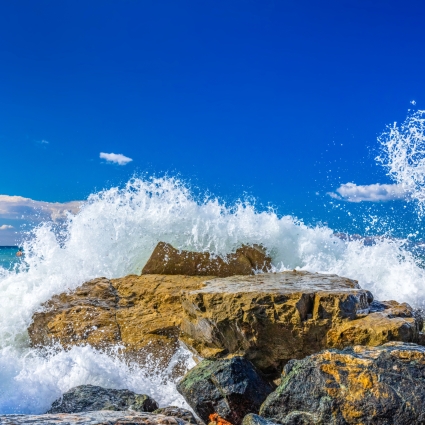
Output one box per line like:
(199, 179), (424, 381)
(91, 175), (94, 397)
(28, 270), (423, 378)
(142, 242), (272, 277)
(180, 271), (423, 375)
(260, 342), (425, 425)
(28, 274), (210, 368)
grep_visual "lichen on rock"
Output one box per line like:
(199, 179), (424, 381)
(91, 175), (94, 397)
(260, 342), (425, 425)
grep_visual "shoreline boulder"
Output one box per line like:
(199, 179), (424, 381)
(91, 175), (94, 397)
(260, 342), (425, 425)
(180, 271), (423, 376)
(47, 384), (158, 414)
(177, 356), (274, 425)
(28, 274), (210, 369)
(142, 242), (272, 277)
(28, 270), (423, 378)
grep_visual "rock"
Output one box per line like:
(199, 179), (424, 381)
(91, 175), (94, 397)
(153, 407), (199, 424)
(28, 275), (210, 367)
(176, 356), (274, 425)
(142, 242), (272, 277)
(47, 384), (158, 413)
(260, 342), (425, 425)
(242, 414), (277, 425)
(180, 271), (422, 376)
(0, 411), (193, 425)
(28, 271), (423, 377)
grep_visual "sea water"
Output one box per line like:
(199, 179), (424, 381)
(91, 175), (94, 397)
(0, 110), (425, 414)
(0, 247), (19, 271)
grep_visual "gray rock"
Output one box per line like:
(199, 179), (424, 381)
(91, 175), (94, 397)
(153, 406), (199, 424)
(260, 342), (425, 425)
(242, 414), (278, 425)
(177, 356), (274, 425)
(47, 385), (158, 414)
(0, 411), (191, 424)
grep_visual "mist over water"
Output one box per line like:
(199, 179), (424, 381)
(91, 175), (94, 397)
(1, 110), (425, 414)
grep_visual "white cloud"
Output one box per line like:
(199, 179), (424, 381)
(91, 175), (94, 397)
(328, 183), (409, 202)
(0, 195), (81, 221)
(100, 152), (133, 165)
(0, 225), (13, 230)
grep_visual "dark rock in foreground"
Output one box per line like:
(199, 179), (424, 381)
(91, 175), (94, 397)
(142, 242), (272, 276)
(153, 406), (199, 424)
(0, 411), (192, 425)
(260, 342), (425, 425)
(47, 384), (158, 414)
(177, 356), (273, 425)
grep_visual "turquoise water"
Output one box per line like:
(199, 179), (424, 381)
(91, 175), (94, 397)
(0, 247), (20, 271)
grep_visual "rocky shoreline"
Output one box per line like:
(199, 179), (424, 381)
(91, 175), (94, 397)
(4, 242), (425, 424)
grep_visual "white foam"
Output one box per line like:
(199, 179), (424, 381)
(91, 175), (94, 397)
(0, 176), (424, 414)
(377, 109), (425, 214)
(0, 344), (195, 414)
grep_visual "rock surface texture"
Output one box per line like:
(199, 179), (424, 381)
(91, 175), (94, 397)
(260, 342), (425, 425)
(142, 242), (272, 277)
(28, 271), (423, 376)
(152, 407), (199, 425)
(0, 411), (193, 425)
(47, 384), (158, 414)
(180, 271), (423, 375)
(28, 274), (210, 366)
(242, 414), (277, 425)
(177, 356), (273, 425)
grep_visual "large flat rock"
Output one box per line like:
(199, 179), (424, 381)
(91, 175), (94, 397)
(28, 271), (423, 376)
(180, 271), (422, 375)
(0, 411), (193, 425)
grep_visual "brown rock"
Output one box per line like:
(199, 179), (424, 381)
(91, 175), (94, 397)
(28, 274), (211, 367)
(28, 277), (120, 349)
(180, 271), (422, 375)
(141, 242), (271, 277)
(28, 271), (422, 377)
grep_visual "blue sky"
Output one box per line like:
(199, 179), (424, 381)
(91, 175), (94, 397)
(1, 0), (425, 244)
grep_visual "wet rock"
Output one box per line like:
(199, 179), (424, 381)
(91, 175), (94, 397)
(29, 271), (422, 377)
(28, 275), (210, 368)
(0, 411), (193, 425)
(180, 271), (422, 375)
(260, 342), (425, 425)
(47, 384), (158, 413)
(177, 356), (273, 425)
(242, 414), (277, 425)
(142, 242), (272, 277)
(153, 407), (199, 424)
